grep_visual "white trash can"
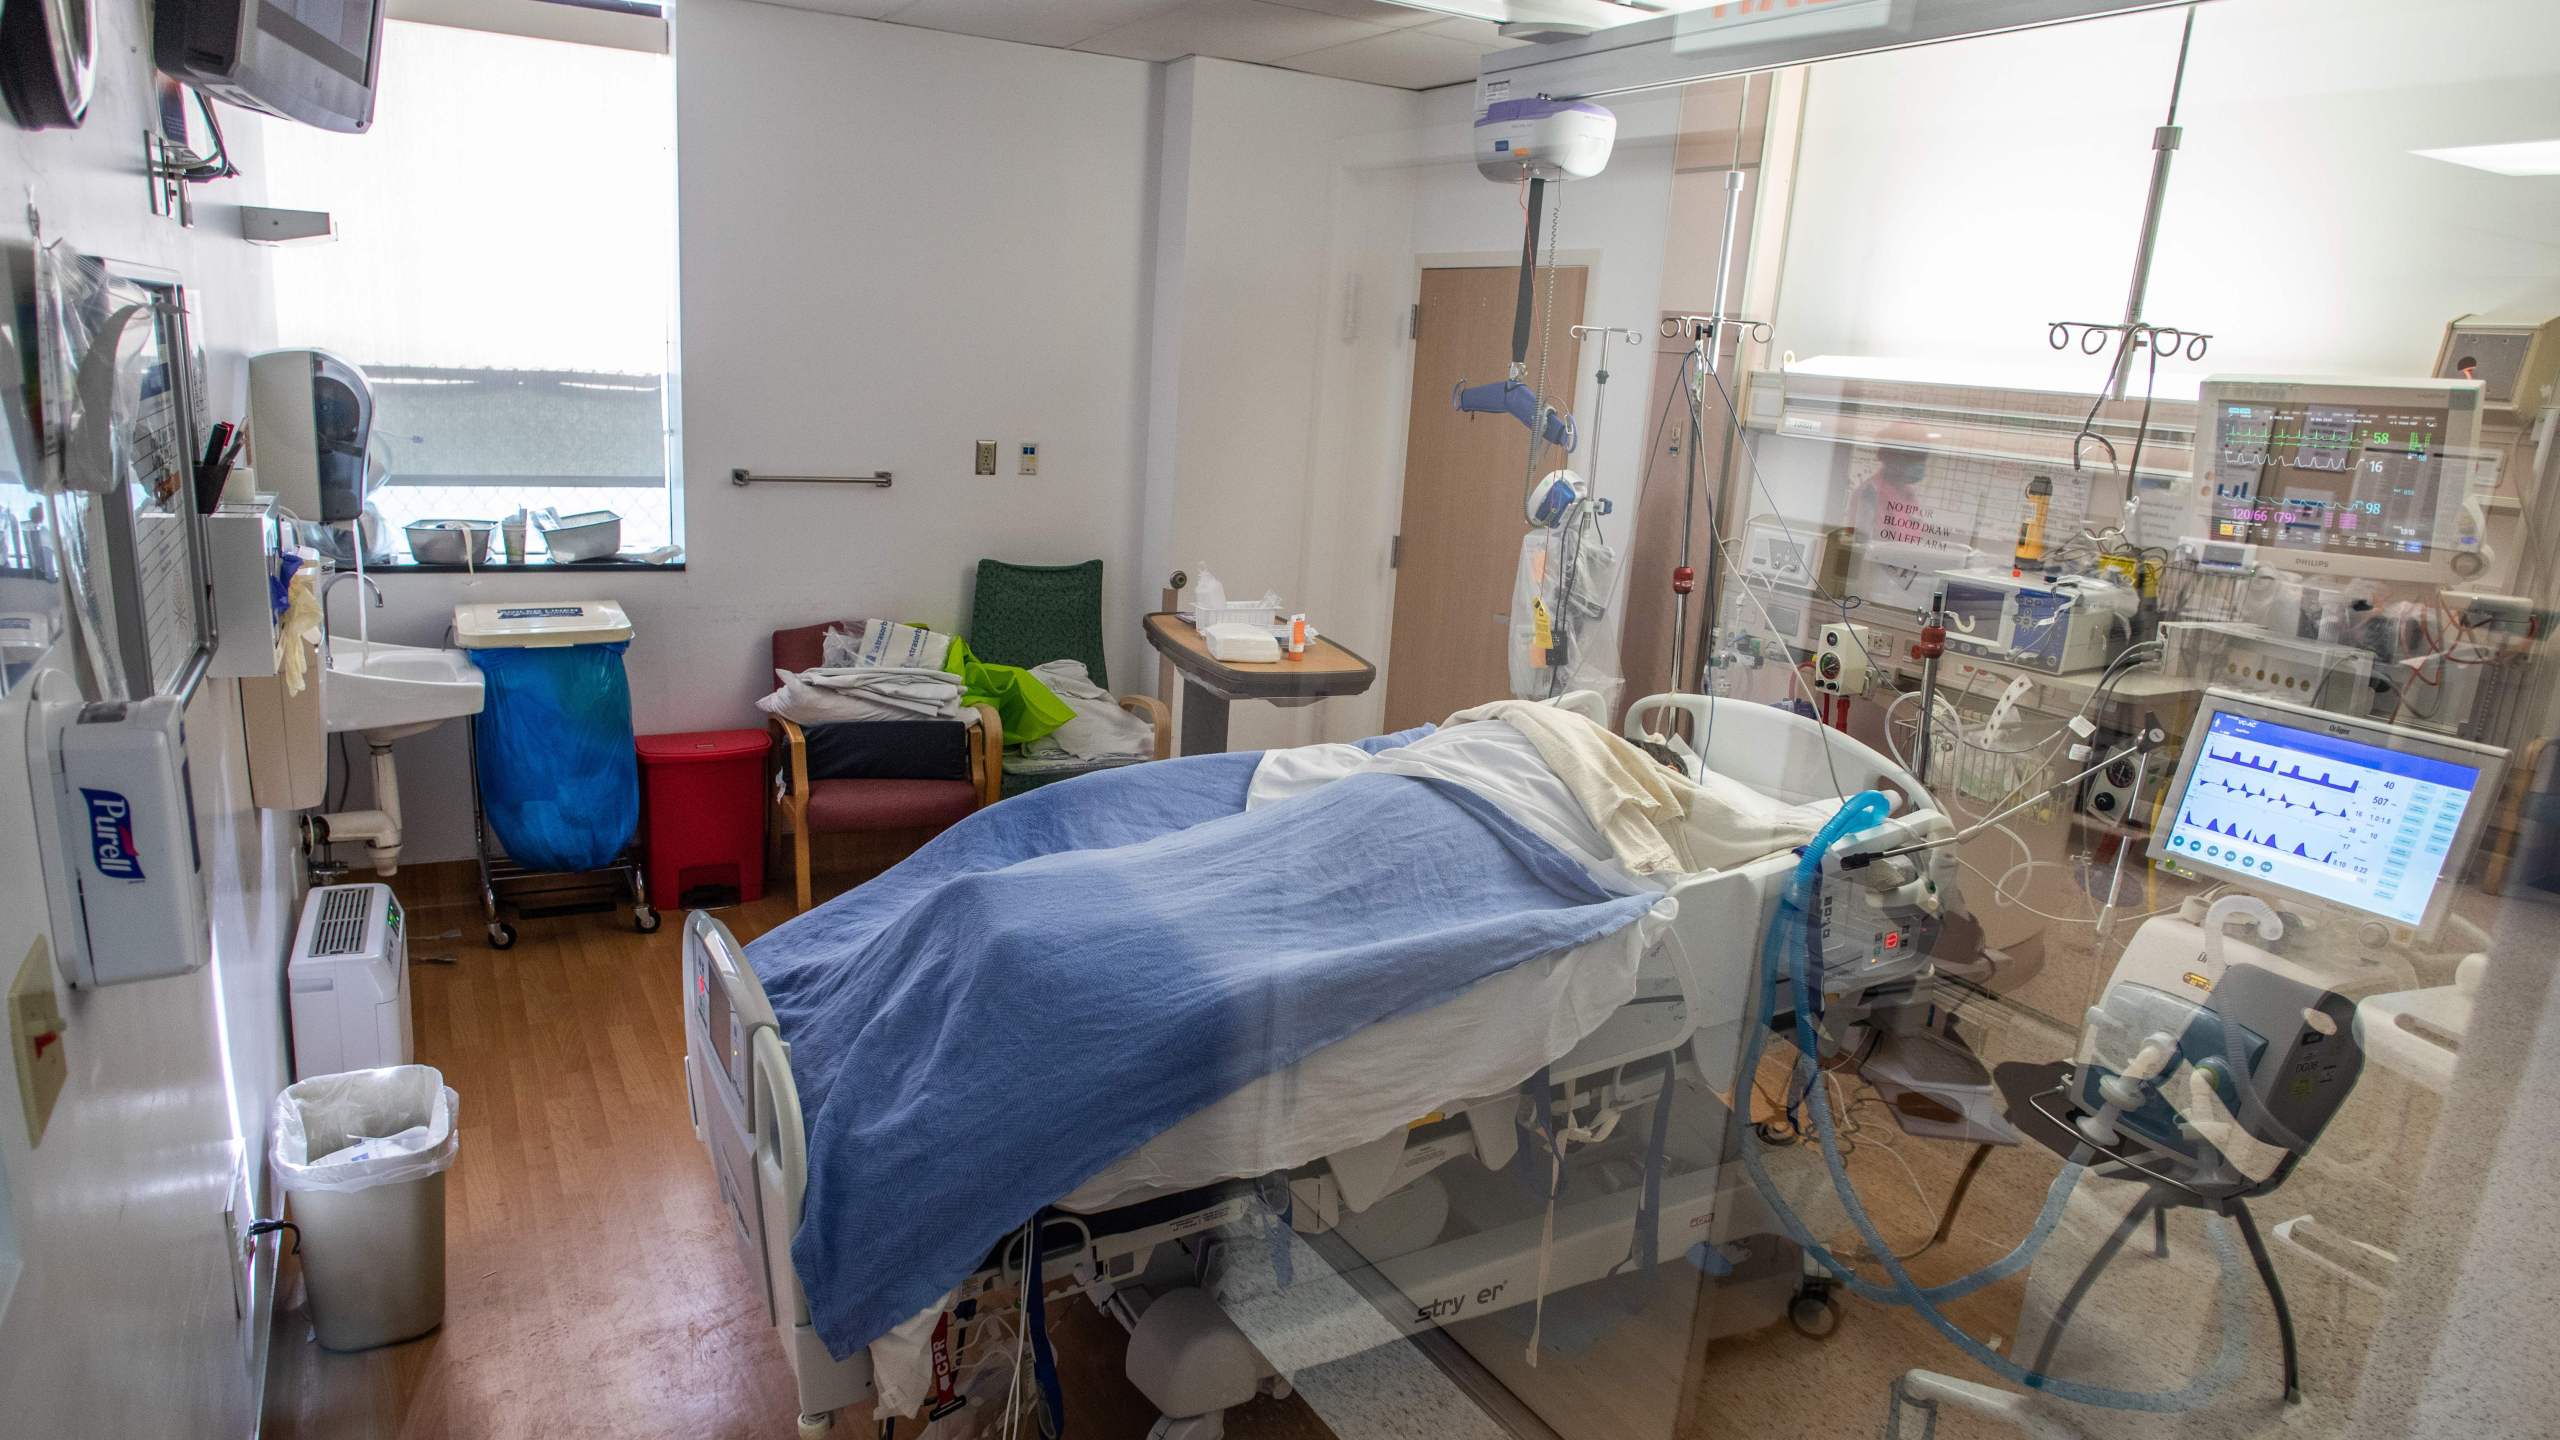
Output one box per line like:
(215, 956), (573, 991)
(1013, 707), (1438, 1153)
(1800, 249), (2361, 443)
(272, 1064), (462, 1351)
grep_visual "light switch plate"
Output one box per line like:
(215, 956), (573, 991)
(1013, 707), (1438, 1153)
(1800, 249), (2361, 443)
(974, 440), (997, 476)
(12, 937), (67, 1146)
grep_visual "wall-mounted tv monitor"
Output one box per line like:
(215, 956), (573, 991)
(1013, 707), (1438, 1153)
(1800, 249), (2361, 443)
(155, 0), (386, 133)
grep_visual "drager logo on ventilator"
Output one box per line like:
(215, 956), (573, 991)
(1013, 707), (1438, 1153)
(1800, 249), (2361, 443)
(81, 787), (145, 880)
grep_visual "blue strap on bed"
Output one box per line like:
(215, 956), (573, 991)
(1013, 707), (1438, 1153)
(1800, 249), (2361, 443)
(1610, 1057), (1677, 1279)
(1258, 1174), (1295, 1290)
(1023, 1214), (1065, 1439)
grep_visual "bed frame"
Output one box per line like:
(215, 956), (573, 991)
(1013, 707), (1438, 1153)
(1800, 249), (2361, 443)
(681, 694), (1944, 1438)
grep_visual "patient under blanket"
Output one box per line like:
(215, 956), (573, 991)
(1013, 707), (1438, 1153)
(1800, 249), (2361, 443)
(753, 739), (1661, 1360)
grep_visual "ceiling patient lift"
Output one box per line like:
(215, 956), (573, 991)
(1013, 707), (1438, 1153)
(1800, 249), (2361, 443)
(1465, 96), (1633, 703)
(1456, 98), (1616, 453)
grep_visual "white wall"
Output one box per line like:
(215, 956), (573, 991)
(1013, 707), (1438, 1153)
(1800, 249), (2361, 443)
(1772, 0), (2560, 389)
(356, 0), (1163, 861)
(344, 8), (1677, 852)
(1139, 58), (1423, 750)
(0, 1), (296, 1429)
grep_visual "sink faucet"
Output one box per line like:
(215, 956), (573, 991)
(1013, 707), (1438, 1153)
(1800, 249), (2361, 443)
(320, 572), (385, 669)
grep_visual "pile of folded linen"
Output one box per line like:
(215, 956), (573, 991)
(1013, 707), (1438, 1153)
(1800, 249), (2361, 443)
(757, 665), (965, 725)
(757, 619), (969, 725)
(1005, 659), (1155, 775)
(821, 619), (950, 672)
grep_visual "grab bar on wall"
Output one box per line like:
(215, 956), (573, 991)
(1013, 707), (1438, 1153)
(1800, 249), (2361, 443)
(729, 468), (893, 489)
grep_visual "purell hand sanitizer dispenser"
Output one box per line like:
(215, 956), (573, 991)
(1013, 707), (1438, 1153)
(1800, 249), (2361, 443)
(28, 695), (211, 986)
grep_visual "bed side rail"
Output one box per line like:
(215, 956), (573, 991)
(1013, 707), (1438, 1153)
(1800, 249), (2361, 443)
(752, 1027), (809, 1234)
(1625, 690), (1933, 814)
(688, 909), (779, 1030)
(686, 910), (781, 1116)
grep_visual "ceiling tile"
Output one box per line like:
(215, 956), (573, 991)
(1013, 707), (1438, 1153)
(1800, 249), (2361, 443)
(1418, 14), (1531, 49)
(887, 0), (1190, 49)
(1074, 0), (1385, 64)
(1261, 0), (1440, 27)
(1282, 26), (1483, 88)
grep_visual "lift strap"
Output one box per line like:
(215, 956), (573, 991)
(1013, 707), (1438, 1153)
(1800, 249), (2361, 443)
(1512, 176), (1547, 371)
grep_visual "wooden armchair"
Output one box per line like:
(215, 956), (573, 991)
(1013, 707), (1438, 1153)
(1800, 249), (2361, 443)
(766, 621), (1002, 910)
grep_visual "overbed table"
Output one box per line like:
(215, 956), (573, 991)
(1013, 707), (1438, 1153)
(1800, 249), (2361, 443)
(1142, 612), (1377, 755)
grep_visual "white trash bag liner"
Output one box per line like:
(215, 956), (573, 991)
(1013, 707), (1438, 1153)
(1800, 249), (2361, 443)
(272, 1064), (461, 1195)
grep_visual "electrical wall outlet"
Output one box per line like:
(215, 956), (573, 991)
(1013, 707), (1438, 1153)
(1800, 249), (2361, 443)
(1018, 443), (1038, 476)
(13, 937), (67, 1146)
(974, 440), (997, 476)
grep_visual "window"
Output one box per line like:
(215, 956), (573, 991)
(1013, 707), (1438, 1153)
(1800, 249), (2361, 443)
(260, 17), (679, 557)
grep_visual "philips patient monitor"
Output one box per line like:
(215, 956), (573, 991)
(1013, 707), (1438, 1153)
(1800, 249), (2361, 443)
(2187, 375), (2490, 583)
(2149, 689), (2506, 933)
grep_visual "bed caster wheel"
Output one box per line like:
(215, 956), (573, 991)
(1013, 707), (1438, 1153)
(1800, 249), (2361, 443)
(1788, 1288), (1841, 1339)
(487, 922), (516, 950)
(794, 1411), (835, 1439)
(633, 906), (662, 934)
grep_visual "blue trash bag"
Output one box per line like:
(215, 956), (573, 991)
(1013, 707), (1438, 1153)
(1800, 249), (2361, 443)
(471, 642), (638, 874)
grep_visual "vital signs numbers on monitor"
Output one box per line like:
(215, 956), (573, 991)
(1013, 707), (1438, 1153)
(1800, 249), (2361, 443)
(2188, 376), (2488, 583)
(2149, 690), (2506, 930)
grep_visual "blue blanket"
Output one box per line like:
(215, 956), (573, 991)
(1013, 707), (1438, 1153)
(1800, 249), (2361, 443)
(754, 737), (1658, 1358)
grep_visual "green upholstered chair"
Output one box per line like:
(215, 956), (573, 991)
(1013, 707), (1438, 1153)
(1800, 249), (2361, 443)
(967, 559), (1169, 789)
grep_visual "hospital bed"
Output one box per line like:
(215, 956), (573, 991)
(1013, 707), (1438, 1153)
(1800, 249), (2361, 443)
(681, 694), (1949, 1438)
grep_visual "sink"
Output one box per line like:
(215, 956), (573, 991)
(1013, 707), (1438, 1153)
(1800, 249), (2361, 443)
(323, 638), (485, 742)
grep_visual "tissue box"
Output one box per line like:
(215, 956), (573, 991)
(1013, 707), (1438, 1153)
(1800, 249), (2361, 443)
(1203, 622), (1280, 663)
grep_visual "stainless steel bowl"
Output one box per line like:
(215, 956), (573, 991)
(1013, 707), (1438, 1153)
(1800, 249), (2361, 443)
(405, 519), (497, 566)
(539, 509), (622, 563)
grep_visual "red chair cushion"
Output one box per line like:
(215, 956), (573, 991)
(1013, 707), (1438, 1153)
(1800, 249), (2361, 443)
(803, 777), (978, 834)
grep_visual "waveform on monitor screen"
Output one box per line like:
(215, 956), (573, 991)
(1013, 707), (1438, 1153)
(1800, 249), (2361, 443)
(2182, 811), (2340, 865)
(2198, 775), (2350, 817)
(2204, 746), (2362, 794)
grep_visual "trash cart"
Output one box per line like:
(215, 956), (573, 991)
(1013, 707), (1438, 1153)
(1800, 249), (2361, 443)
(454, 600), (657, 948)
(272, 1065), (461, 1352)
(637, 728), (770, 907)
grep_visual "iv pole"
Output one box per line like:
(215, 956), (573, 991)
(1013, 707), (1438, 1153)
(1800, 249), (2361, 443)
(1667, 73), (1755, 694)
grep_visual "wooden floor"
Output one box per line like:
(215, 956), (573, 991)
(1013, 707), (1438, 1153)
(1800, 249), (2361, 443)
(257, 852), (2187, 1440)
(260, 857), (1333, 1440)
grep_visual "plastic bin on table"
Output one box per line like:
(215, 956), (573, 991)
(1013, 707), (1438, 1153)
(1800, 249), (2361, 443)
(637, 728), (770, 907)
(453, 599), (657, 948)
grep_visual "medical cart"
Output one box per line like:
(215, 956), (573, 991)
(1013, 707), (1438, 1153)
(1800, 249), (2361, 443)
(454, 600), (658, 948)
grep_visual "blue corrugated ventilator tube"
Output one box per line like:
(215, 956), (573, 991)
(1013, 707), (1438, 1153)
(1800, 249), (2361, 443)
(1732, 790), (2252, 1411)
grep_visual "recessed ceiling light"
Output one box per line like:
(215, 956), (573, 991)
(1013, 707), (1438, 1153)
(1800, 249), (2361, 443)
(2411, 139), (2560, 178)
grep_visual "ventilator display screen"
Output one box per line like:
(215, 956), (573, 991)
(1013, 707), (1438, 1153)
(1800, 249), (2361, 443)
(2158, 706), (2485, 927)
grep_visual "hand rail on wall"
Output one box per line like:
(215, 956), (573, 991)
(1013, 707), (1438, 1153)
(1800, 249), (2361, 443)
(729, 468), (893, 489)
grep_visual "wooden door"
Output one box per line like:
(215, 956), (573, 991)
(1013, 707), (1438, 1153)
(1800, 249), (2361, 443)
(1384, 264), (1587, 731)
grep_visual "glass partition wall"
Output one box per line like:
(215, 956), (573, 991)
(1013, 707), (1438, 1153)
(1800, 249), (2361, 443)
(1129, 4), (2557, 1438)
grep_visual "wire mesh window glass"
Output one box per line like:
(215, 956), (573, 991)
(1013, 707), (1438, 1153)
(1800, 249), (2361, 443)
(260, 19), (678, 554)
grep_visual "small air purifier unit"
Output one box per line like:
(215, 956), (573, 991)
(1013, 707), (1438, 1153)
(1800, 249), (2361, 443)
(288, 883), (413, 1077)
